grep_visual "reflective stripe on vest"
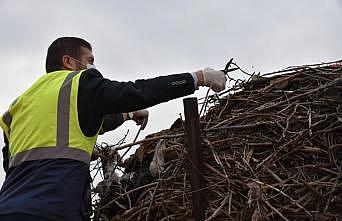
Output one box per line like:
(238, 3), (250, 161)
(9, 146), (90, 167)
(0, 97), (18, 138)
(57, 71), (79, 147)
(2, 111), (12, 130)
(2, 111), (12, 136)
(4, 70), (98, 168)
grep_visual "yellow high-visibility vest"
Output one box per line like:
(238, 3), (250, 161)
(0, 70), (100, 168)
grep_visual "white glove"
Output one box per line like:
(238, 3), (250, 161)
(126, 109), (149, 130)
(196, 68), (227, 92)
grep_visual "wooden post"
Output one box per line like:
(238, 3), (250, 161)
(183, 97), (207, 221)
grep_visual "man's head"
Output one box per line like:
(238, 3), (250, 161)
(45, 37), (94, 73)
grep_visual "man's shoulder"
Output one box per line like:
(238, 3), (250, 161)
(81, 69), (104, 79)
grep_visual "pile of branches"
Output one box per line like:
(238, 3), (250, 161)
(93, 60), (342, 221)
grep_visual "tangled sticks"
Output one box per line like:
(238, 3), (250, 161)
(94, 61), (342, 221)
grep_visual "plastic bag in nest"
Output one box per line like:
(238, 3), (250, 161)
(149, 139), (167, 177)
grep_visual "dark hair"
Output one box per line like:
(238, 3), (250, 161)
(45, 37), (92, 73)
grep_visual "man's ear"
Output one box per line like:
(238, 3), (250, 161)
(62, 55), (75, 70)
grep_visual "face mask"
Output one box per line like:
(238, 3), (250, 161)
(70, 57), (96, 70)
(86, 63), (96, 70)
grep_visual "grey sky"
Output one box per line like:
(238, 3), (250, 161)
(0, 0), (341, 184)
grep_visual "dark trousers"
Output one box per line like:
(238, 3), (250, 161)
(0, 214), (52, 221)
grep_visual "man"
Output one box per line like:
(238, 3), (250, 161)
(0, 37), (226, 221)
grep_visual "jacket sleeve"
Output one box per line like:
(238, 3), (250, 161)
(79, 69), (196, 115)
(99, 113), (125, 135)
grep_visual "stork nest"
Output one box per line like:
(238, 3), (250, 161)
(92, 60), (342, 221)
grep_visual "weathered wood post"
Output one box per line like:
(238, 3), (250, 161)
(183, 97), (208, 221)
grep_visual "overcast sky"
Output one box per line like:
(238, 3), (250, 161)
(0, 0), (341, 185)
